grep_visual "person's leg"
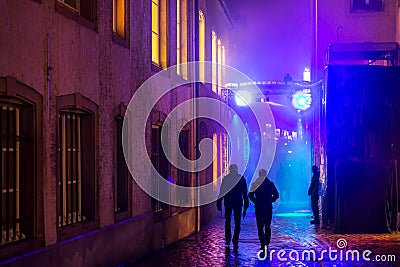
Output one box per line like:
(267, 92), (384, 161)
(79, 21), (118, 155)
(265, 208), (273, 246)
(311, 195), (320, 223)
(224, 206), (233, 244)
(255, 208), (266, 249)
(232, 206), (242, 248)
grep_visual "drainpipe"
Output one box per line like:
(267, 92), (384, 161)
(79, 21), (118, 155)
(193, 0), (200, 233)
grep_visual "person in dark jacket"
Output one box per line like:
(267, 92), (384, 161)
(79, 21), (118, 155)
(308, 165), (320, 224)
(217, 164), (249, 250)
(248, 169), (279, 254)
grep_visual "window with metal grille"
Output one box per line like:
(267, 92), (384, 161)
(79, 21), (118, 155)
(177, 129), (190, 188)
(1, 105), (22, 244)
(58, 111), (94, 227)
(151, 124), (169, 212)
(115, 116), (129, 214)
(0, 100), (35, 247)
(177, 129), (191, 206)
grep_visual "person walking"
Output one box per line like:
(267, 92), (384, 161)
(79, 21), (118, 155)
(308, 165), (320, 224)
(248, 169), (279, 255)
(217, 164), (249, 250)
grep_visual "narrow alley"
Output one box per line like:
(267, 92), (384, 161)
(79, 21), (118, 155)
(124, 202), (400, 266)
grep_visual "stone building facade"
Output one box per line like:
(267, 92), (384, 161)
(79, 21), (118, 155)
(0, 0), (233, 266)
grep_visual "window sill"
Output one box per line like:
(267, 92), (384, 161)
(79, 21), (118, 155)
(112, 33), (129, 49)
(151, 62), (163, 73)
(55, 2), (97, 32)
(114, 210), (131, 222)
(152, 209), (171, 222)
(0, 237), (44, 260)
(57, 220), (98, 242)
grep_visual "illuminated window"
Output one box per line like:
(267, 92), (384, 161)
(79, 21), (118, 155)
(152, 0), (160, 65)
(177, 0), (188, 78)
(199, 10), (205, 82)
(213, 133), (218, 190)
(222, 45), (226, 91)
(152, 0), (168, 68)
(113, 0), (126, 39)
(212, 31), (217, 93)
(57, 0), (95, 21)
(219, 133), (224, 182)
(217, 39), (222, 95)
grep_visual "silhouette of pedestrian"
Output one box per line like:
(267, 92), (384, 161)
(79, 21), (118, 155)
(308, 165), (320, 224)
(249, 169), (279, 256)
(217, 164), (249, 250)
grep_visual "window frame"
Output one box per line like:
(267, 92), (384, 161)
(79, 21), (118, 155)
(112, 0), (130, 48)
(55, 0), (97, 31)
(56, 93), (98, 241)
(211, 31), (217, 93)
(0, 76), (44, 259)
(152, 0), (161, 66)
(114, 104), (132, 222)
(198, 10), (205, 82)
(177, 0), (188, 79)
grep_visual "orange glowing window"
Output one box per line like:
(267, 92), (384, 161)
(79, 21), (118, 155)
(152, 0), (160, 65)
(113, 0), (126, 39)
(213, 133), (218, 190)
(217, 39), (222, 95)
(199, 10), (205, 82)
(177, 0), (188, 78)
(212, 31), (217, 93)
(222, 45), (226, 91)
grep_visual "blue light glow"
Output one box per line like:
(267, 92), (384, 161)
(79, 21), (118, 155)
(292, 91), (312, 110)
(235, 91), (252, 106)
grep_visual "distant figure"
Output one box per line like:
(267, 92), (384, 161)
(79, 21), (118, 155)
(308, 165), (320, 224)
(277, 163), (291, 202)
(248, 169), (279, 255)
(217, 164), (249, 250)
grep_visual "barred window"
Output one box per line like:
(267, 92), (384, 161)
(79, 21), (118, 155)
(1, 101), (35, 246)
(151, 124), (169, 212)
(58, 110), (95, 227)
(1, 105), (22, 244)
(115, 116), (129, 214)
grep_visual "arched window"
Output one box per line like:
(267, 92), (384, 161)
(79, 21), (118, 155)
(0, 76), (43, 258)
(56, 93), (97, 240)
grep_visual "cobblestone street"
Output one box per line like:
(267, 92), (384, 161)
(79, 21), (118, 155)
(123, 202), (400, 267)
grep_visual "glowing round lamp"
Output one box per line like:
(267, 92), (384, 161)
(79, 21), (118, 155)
(292, 91), (312, 110)
(235, 92), (252, 106)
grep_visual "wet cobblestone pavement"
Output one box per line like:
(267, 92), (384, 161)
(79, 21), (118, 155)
(123, 202), (400, 267)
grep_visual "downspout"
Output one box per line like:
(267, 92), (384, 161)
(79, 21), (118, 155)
(193, 0), (200, 233)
